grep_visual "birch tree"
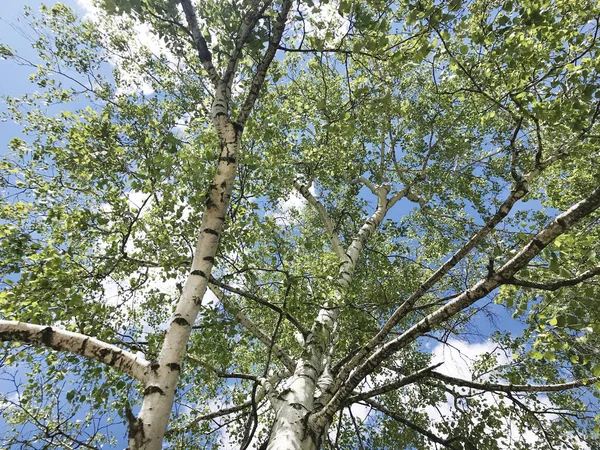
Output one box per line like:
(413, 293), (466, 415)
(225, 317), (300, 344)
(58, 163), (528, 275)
(2, 0), (600, 448)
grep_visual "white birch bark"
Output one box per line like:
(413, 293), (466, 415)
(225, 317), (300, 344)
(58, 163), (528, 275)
(128, 89), (241, 449)
(0, 320), (150, 382)
(264, 182), (419, 447)
(127, 0), (293, 446)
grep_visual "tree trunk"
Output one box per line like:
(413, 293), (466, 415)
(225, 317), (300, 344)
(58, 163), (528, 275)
(128, 94), (241, 449)
(266, 369), (325, 450)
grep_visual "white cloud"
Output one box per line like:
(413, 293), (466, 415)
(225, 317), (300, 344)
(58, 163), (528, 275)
(431, 338), (510, 380)
(300, 0), (350, 42)
(75, 0), (173, 95)
(277, 185), (316, 214)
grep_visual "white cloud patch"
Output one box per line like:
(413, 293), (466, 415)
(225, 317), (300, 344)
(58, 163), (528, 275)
(431, 338), (510, 380)
(277, 185), (316, 214)
(300, 0), (350, 43)
(76, 0), (173, 95)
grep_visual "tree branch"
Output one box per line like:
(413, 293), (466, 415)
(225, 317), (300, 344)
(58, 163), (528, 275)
(0, 320), (150, 383)
(428, 371), (600, 393)
(294, 181), (347, 262)
(209, 286), (296, 372)
(177, 0), (220, 85)
(507, 266), (600, 291)
(222, 0), (273, 87)
(313, 185), (600, 429)
(236, 0), (293, 127)
(210, 277), (308, 337)
(364, 399), (460, 449)
(343, 363), (443, 406)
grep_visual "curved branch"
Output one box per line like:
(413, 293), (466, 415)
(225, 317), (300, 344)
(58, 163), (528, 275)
(0, 320), (150, 383)
(209, 286), (296, 373)
(507, 266), (600, 291)
(428, 371), (600, 393)
(364, 399), (460, 449)
(294, 181), (347, 261)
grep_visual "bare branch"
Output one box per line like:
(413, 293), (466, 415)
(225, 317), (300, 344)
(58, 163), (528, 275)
(428, 371), (600, 393)
(507, 266), (600, 291)
(0, 320), (150, 383)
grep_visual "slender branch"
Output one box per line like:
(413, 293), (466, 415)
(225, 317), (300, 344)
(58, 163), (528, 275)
(237, 0), (293, 126)
(364, 399), (460, 449)
(177, 0), (220, 85)
(428, 372), (600, 393)
(209, 286), (296, 372)
(0, 321), (150, 383)
(179, 401), (253, 431)
(343, 362), (443, 406)
(354, 176), (378, 194)
(222, 0), (273, 87)
(210, 278), (307, 336)
(506, 266), (600, 291)
(294, 181), (347, 261)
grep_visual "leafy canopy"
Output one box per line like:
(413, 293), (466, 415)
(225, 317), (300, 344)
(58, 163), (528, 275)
(1, 0), (600, 448)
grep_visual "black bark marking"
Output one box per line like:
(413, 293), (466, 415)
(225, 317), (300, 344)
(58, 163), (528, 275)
(40, 327), (54, 347)
(191, 269), (207, 278)
(290, 402), (309, 411)
(297, 373), (317, 382)
(167, 362), (181, 372)
(173, 317), (191, 327)
(98, 348), (110, 360)
(556, 216), (568, 230)
(126, 405), (145, 444)
(203, 256), (215, 263)
(80, 338), (89, 354)
(143, 385), (165, 396)
(202, 228), (219, 236)
(219, 156), (237, 164)
(150, 361), (160, 372)
(205, 197), (217, 209)
(109, 349), (120, 366)
(531, 238), (546, 249)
